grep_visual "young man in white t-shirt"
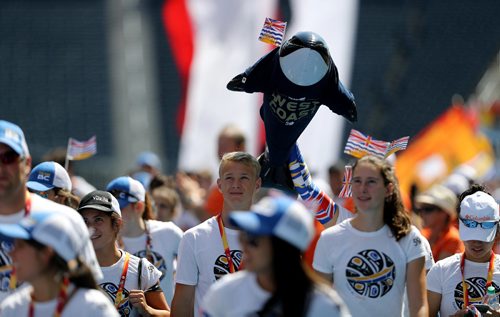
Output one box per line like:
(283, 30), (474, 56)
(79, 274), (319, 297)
(0, 120), (101, 303)
(171, 152), (261, 317)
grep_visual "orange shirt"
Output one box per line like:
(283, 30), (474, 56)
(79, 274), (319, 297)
(422, 225), (464, 261)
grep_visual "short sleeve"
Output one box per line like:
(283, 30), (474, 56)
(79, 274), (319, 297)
(174, 232), (199, 286)
(400, 226), (427, 263)
(140, 257), (162, 291)
(313, 232), (333, 274)
(426, 263), (444, 294)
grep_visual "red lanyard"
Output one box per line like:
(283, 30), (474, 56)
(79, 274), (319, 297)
(115, 252), (130, 308)
(216, 214), (238, 273)
(28, 276), (70, 317)
(9, 192), (32, 290)
(460, 252), (495, 307)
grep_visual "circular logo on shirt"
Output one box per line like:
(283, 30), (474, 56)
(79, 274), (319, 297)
(100, 282), (132, 316)
(134, 249), (166, 280)
(0, 239), (14, 292)
(346, 249), (396, 298)
(454, 278), (500, 309)
(213, 250), (243, 280)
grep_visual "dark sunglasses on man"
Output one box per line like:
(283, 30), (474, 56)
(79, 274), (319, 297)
(0, 150), (21, 165)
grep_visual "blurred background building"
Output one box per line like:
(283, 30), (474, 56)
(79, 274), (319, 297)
(0, 0), (498, 194)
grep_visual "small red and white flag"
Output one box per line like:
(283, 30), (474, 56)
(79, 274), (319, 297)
(258, 17), (287, 47)
(386, 136), (410, 158)
(66, 136), (97, 161)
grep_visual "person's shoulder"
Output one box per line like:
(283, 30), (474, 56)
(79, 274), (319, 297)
(322, 219), (349, 236)
(210, 270), (251, 293)
(434, 253), (461, 268)
(148, 219), (183, 235)
(183, 216), (217, 237)
(73, 288), (119, 316)
(309, 284), (349, 316)
(2, 285), (30, 305)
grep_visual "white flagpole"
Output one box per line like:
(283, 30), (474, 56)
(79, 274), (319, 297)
(64, 138), (71, 171)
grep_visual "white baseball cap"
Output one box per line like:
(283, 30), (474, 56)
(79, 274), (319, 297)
(0, 211), (88, 269)
(230, 196), (315, 251)
(27, 161), (72, 192)
(459, 191), (500, 242)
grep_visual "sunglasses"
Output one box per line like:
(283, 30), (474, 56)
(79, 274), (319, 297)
(0, 150), (20, 165)
(460, 217), (498, 229)
(109, 189), (139, 203)
(415, 206), (440, 214)
(239, 233), (261, 248)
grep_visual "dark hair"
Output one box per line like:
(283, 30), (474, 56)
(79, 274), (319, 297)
(148, 174), (175, 193)
(258, 237), (312, 317)
(458, 183), (491, 203)
(28, 240), (97, 289)
(353, 156), (411, 241)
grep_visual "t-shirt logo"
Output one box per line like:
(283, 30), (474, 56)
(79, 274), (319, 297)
(0, 238), (14, 292)
(268, 92), (320, 125)
(100, 282), (132, 317)
(213, 250), (243, 280)
(346, 249), (395, 298)
(454, 279), (499, 309)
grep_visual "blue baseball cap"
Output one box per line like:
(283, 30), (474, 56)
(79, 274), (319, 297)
(106, 176), (146, 209)
(136, 151), (161, 170)
(0, 120), (29, 157)
(230, 196), (315, 251)
(27, 161), (72, 192)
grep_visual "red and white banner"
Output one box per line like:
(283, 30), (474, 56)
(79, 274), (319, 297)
(165, 0), (359, 179)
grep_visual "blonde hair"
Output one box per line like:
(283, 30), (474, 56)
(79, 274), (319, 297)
(218, 151), (260, 178)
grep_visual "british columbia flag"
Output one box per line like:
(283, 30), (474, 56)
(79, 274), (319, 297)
(258, 17), (287, 47)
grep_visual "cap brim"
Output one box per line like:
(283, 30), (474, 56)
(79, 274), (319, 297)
(229, 211), (271, 236)
(0, 223), (30, 240)
(0, 139), (23, 156)
(27, 181), (54, 192)
(77, 204), (114, 214)
(459, 222), (497, 242)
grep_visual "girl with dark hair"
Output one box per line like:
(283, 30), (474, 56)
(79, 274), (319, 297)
(201, 196), (350, 317)
(78, 190), (170, 317)
(313, 155), (428, 316)
(106, 176), (183, 305)
(0, 210), (118, 316)
(427, 184), (500, 316)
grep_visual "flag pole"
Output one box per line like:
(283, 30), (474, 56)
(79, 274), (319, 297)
(64, 138), (71, 171)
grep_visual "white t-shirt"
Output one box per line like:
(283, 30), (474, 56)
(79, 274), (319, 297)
(201, 270), (351, 317)
(175, 216), (242, 317)
(427, 253), (500, 317)
(0, 284), (118, 317)
(313, 220), (426, 317)
(0, 194), (101, 303)
(121, 219), (183, 305)
(99, 250), (162, 317)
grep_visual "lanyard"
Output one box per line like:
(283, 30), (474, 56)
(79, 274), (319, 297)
(460, 252), (495, 307)
(115, 252), (131, 308)
(216, 214), (238, 273)
(28, 276), (70, 317)
(9, 192), (32, 290)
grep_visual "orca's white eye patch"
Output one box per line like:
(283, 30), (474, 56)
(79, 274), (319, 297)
(279, 48), (328, 86)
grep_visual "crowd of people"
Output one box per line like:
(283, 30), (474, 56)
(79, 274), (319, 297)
(0, 118), (499, 317)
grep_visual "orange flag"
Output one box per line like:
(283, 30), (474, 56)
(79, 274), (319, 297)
(395, 105), (494, 200)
